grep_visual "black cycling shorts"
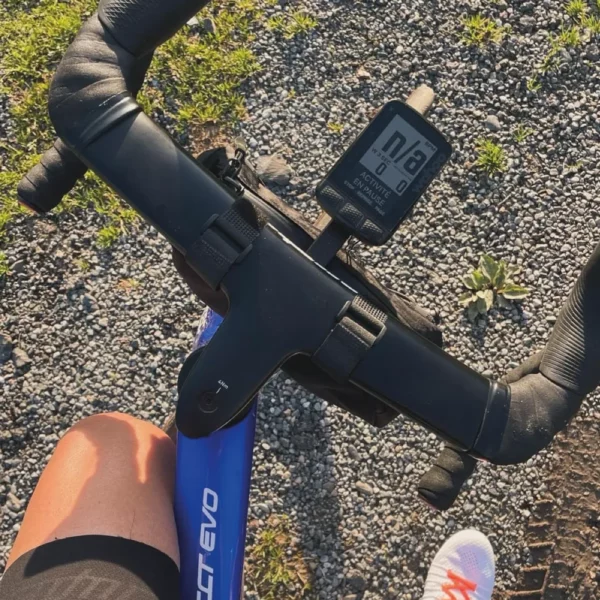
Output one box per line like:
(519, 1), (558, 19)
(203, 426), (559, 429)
(0, 535), (179, 600)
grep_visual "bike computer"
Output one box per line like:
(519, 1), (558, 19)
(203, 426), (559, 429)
(316, 100), (452, 246)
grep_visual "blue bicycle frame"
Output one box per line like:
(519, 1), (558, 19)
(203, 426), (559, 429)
(175, 309), (257, 600)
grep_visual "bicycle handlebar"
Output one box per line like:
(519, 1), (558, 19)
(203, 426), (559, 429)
(17, 139), (87, 214)
(19, 0), (600, 510)
(541, 242), (600, 395)
(496, 242), (600, 463)
(17, 43), (153, 215)
(419, 244), (600, 508)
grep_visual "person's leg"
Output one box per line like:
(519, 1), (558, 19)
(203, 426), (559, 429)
(1, 412), (179, 600)
(7, 411), (178, 568)
(421, 529), (495, 600)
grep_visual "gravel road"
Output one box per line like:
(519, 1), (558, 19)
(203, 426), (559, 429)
(1, 0), (600, 598)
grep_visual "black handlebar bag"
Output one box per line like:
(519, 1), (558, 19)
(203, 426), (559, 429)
(171, 145), (444, 428)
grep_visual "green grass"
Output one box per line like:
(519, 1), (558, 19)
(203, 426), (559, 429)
(475, 138), (507, 175)
(267, 10), (317, 38)
(74, 257), (90, 272)
(581, 13), (600, 33)
(566, 159), (584, 171)
(97, 224), (123, 249)
(460, 14), (508, 47)
(513, 124), (535, 143)
(526, 75), (542, 92)
(555, 24), (583, 47)
(152, 1), (262, 134)
(246, 516), (311, 599)
(0, 0), (262, 246)
(538, 24), (582, 73)
(326, 121), (344, 134)
(0, 251), (8, 276)
(527, 0), (599, 88)
(566, 0), (588, 19)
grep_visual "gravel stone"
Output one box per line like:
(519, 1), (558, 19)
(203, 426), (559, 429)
(0, 333), (12, 363)
(519, 16), (537, 30)
(347, 571), (367, 591)
(255, 154), (293, 185)
(202, 17), (217, 35)
(356, 66), (371, 80)
(585, 45), (600, 61)
(485, 115), (501, 131)
(355, 481), (374, 496)
(11, 348), (31, 370)
(9, 259), (25, 274)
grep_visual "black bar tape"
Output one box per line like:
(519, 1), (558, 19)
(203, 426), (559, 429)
(19, 43), (153, 212)
(541, 242), (600, 395)
(418, 446), (477, 511)
(17, 139), (87, 213)
(99, 0), (209, 56)
(491, 244), (600, 465)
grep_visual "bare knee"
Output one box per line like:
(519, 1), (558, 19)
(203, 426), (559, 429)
(56, 412), (175, 482)
(8, 412), (179, 570)
(68, 411), (166, 438)
(63, 412), (172, 451)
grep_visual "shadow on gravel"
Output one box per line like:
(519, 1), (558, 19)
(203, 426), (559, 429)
(251, 374), (347, 598)
(460, 307), (528, 348)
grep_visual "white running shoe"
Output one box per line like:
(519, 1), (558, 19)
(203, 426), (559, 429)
(421, 529), (495, 600)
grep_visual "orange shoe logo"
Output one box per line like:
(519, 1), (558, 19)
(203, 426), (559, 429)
(442, 570), (477, 600)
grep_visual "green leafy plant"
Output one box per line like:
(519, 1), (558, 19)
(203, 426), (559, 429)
(246, 516), (310, 600)
(475, 138), (507, 175)
(460, 255), (530, 320)
(513, 124), (535, 143)
(0, 251), (9, 277)
(461, 14), (508, 47)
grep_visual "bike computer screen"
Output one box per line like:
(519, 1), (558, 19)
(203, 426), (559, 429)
(316, 100), (452, 245)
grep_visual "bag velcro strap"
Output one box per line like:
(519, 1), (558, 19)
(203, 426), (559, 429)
(313, 296), (387, 382)
(186, 199), (263, 289)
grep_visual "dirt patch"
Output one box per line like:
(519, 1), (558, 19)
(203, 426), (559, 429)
(504, 414), (600, 600)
